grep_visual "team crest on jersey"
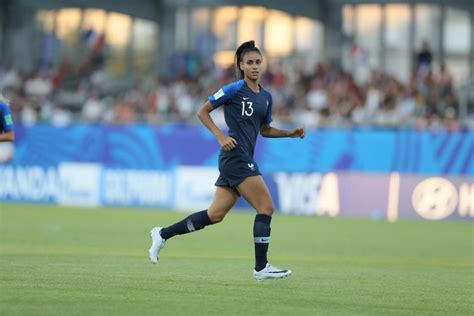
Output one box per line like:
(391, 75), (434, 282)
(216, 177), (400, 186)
(4, 114), (12, 125)
(213, 89), (224, 100)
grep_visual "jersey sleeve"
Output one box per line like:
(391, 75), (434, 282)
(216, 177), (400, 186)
(0, 102), (14, 132)
(263, 93), (273, 124)
(208, 80), (243, 109)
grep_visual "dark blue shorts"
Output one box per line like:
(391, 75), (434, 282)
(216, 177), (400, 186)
(215, 154), (261, 194)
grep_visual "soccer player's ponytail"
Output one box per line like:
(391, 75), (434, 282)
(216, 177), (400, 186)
(235, 40), (262, 79)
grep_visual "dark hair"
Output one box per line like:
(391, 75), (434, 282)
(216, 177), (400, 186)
(235, 40), (262, 79)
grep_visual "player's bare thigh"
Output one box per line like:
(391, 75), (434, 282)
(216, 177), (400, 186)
(207, 186), (239, 223)
(236, 175), (274, 216)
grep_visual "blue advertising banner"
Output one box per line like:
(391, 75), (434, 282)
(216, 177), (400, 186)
(2, 124), (473, 221)
(10, 125), (474, 175)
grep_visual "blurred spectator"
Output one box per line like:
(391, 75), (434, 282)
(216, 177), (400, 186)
(396, 88), (417, 127)
(115, 101), (136, 124)
(82, 90), (105, 122)
(307, 79), (328, 111)
(437, 64), (453, 95)
(24, 71), (52, 99)
(0, 63), (22, 90)
(20, 103), (39, 126)
(444, 107), (460, 131)
(416, 40), (433, 76)
(50, 102), (73, 127)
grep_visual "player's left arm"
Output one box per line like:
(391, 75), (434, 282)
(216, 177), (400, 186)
(0, 130), (14, 142)
(259, 93), (304, 138)
(260, 124), (305, 138)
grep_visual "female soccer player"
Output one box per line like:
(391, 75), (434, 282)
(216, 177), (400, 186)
(149, 41), (305, 281)
(0, 93), (14, 142)
(0, 93), (15, 163)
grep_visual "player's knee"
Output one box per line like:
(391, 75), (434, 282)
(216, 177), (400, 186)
(208, 212), (226, 224)
(258, 205), (274, 216)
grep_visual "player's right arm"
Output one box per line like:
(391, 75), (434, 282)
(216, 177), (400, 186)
(197, 101), (237, 151)
(198, 81), (243, 151)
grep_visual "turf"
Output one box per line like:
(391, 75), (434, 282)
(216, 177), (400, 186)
(0, 203), (472, 315)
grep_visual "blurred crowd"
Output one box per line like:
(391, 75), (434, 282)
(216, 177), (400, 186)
(0, 51), (472, 131)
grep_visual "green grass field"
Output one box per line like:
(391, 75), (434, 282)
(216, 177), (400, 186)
(0, 203), (473, 315)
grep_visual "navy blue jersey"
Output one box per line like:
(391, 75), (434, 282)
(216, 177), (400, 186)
(208, 80), (272, 159)
(0, 101), (14, 133)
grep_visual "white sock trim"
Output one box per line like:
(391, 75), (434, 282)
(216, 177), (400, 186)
(254, 237), (270, 243)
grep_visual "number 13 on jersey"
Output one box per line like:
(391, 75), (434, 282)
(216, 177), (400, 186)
(241, 101), (254, 117)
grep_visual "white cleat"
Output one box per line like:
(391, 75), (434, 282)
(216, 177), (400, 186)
(253, 263), (292, 281)
(149, 227), (166, 264)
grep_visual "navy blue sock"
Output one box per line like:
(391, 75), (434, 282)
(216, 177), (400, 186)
(254, 214), (272, 271)
(160, 210), (213, 240)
